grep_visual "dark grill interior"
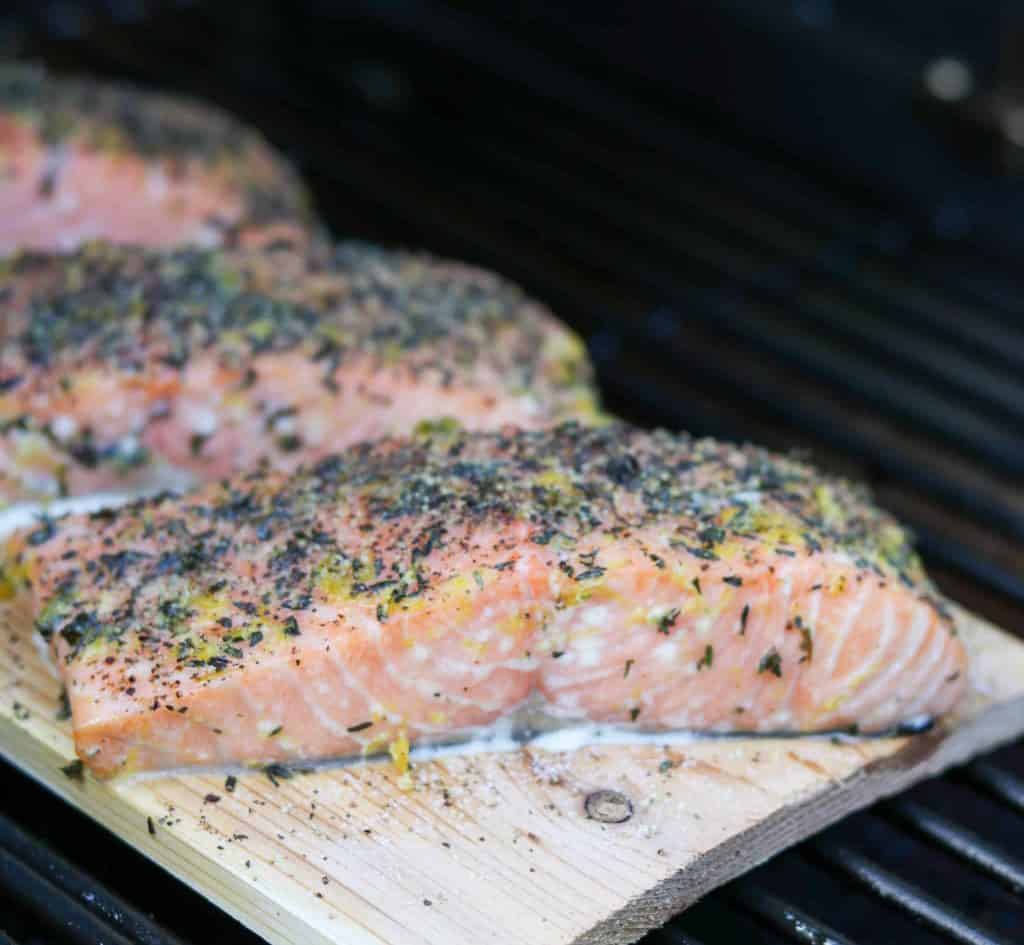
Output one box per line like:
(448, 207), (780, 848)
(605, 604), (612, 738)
(2, 2), (1023, 943)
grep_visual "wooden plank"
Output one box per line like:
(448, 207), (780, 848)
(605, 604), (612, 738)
(2, 601), (1023, 945)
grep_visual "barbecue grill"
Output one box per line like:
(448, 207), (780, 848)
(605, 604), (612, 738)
(2, 2), (1023, 943)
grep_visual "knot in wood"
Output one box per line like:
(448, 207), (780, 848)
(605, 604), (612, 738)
(584, 789), (633, 823)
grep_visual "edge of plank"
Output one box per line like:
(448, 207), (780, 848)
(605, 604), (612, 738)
(578, 691), (1024, 945)
(0, 713), (361, 945)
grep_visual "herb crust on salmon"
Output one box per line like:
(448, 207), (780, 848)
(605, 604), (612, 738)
(3, 422), (966, 777)
(0, 241), (600, 502)
(0, 64), (317, 252)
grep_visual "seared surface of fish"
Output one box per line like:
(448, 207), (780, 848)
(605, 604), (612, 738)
(0, 241), (599, 501)
(0, 65), (316, 252)
(2, 423), (966, 777)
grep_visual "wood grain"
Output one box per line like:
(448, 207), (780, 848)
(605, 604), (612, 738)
(2, 602), (1022, 945)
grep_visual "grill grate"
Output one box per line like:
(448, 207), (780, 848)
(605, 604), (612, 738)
(2, 2), (1023, 943)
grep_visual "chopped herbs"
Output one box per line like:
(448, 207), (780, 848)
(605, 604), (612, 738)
(672, 542), (719, 561)
(623, 658), (634, 679)
(282, 616), (300, 636)
(657, 608), (680, 634)
(696, 645), (713, 671)
(740, 604), (750, 635)
(346, 721), (374, 733)
(758, 647), (783, 677)
(225, 775), (238, 792)
(799, 624), (814, 662)
(722, 575), (743, 587)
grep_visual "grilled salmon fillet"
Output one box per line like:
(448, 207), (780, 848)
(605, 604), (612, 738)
(0, 241), (599, 502)
(0, 65), (317, 252)
(2, 422), (966, 777)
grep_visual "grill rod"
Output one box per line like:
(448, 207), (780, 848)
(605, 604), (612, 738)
(809, 840), (1017, 945)
(884, 799), (1024, 893)
(0, 810), (183, 945)
(730, 882), (856, 945)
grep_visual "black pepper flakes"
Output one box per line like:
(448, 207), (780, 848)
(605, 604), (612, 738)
(189, 433), (209, 457)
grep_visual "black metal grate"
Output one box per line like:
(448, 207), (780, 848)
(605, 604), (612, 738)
(2, 2), (1023, 943)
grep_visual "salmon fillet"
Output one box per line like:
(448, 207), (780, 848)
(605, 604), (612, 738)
(1, 422), (966, 778)
(0, 65), (317, 253)
(0, 241), (599, 502)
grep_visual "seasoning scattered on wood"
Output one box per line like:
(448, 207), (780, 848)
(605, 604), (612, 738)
(60, 759), (84, 782)
(264, 763), (294, 787)
(55, 685), (71, 721)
